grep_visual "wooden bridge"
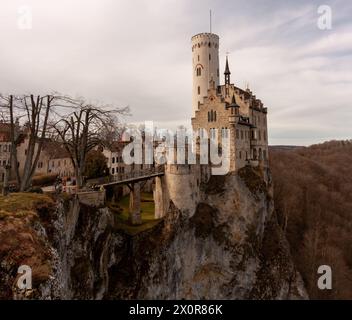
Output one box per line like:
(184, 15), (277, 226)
(99, 166), (165, 187)
(94, 166), (165, 226)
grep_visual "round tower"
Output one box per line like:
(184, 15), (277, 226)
(191, 33), (220, 116)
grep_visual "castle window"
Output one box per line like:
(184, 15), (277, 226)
(239, 151), (242, 159)
(259, 130), (261, 141)
(210, 128), (216, 139)
(231, 108), (234, 115)
(264, 130), (267, 141)
(214, 111), (217, 122)
(210, 110), (213, 122)
(111, 168), (115, 174)
(241, 130), (244, 140)
(198, 101), (201, 108)
(198, 86), (200, 95)
(196, 67), (201, 76)
(263, 150), (267, 160)
(198, 55), (200, 61)
(112, 157), (115, 164)
(209, 54), (211, 60)
(222, 128), (229, 138)
(236, 129), (239, 139)
(208, 43), (211, 48)
(208, 111), (210, 122)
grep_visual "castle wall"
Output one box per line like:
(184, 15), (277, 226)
(153, 164), (211, 220)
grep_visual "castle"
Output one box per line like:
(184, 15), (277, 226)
(152, 32), (270, 220)
(191, 32), (268, 171)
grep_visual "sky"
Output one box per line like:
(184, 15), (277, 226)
(0, 0), (351, 146)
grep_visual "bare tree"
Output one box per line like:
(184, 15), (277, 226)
(0, 94), (75, 191)
(51, 101), (129, 189)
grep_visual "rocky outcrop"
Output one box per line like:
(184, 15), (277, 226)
(1, 166), (307, 299)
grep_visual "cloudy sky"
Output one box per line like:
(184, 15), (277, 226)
(0, 0), (351, 145)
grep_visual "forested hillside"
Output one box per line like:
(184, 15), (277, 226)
(270, 140), (352, 299)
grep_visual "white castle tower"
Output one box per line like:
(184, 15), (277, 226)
(191, 33), (220, 116)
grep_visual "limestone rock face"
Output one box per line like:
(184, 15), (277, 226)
(1, 167), (307, 299)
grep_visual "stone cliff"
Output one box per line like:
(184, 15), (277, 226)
(0, 166), (307, 299)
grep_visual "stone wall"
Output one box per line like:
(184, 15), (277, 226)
(77, 190), (105, 207)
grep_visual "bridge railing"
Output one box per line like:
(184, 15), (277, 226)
(86, 165), (165, 186)
(110, 165), (165, 183)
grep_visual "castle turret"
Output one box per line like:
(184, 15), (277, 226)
(191, 33), (220, 116)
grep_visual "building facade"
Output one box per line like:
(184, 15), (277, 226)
(191, 32), (268, 171)
(0, 123), (11, 183)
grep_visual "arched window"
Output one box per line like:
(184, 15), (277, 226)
(210, 110), (213, 122)
(198, 86), (200, 95)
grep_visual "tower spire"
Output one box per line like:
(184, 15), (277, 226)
(224, 54), (231, 85)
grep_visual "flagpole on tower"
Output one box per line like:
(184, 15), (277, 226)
(210, 10), (212, 33)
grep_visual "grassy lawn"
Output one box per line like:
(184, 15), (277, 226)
(110, 192), (162, 236)
(0, 193), (54, 219)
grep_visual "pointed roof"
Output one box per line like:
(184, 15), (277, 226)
(228, 94), (239, 108)
(224, 56), (231, 75)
